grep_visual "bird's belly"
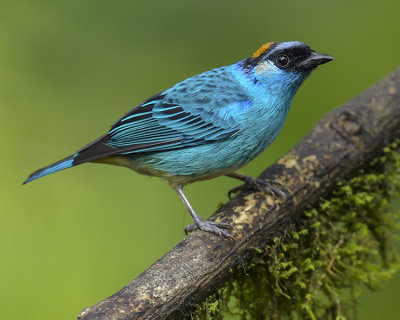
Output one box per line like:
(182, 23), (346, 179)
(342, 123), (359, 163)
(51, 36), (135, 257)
(120, 137), (265, 186)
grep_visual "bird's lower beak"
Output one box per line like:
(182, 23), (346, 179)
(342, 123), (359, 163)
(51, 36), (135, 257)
(297, 51), (334, 70)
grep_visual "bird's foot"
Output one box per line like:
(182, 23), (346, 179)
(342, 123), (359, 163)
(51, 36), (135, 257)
(228, 176), (287, 200)
(185, 218), (234, 240)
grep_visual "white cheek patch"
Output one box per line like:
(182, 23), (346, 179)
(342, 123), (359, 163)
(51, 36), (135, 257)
(255, 61), (279, 76)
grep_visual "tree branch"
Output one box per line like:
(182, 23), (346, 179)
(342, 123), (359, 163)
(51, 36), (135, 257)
(78, 68), (400, 320)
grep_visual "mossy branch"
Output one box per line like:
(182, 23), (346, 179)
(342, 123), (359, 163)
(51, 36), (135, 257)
(193, 144), (400, 319)
(78, 68), (400, 320)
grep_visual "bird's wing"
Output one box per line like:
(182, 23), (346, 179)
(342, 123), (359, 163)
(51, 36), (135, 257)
(74, 66), (253, 164)
(103, 67), (252, 155)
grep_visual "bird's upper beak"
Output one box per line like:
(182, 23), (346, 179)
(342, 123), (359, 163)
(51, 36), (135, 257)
(297, 51), (334, 70)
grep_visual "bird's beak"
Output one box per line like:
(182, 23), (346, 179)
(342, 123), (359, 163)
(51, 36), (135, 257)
(297, 51), (334, 70)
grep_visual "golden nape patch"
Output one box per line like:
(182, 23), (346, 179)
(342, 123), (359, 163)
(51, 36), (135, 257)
(252, 42), (274, 58)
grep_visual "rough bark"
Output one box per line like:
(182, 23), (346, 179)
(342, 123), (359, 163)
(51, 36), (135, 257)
(78, 68), (400, 320)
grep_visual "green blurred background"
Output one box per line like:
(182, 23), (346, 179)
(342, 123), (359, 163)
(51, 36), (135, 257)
(1, 0), (399, 319)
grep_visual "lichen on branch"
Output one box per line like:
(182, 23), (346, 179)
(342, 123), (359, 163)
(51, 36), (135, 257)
(194, 142), (400, 320)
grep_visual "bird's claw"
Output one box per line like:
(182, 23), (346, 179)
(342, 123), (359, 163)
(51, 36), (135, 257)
(185, 219), (234, 240)
(228, 177), (287, 200)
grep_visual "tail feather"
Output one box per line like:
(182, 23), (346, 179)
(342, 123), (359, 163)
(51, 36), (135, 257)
(23, 135), (121, 185)
(23, 154), (77, 185)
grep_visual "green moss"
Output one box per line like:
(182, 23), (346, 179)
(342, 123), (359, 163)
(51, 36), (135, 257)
(193, 142), (400, 320)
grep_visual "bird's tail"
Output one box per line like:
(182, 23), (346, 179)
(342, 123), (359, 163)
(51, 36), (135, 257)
(23, 134), (123, 185)
(23, 154), (78, 185)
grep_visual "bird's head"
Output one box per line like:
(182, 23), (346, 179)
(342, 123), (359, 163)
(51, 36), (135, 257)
(239, 41), (333, 95)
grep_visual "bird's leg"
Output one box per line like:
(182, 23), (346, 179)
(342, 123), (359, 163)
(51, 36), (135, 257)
(173, 185), (233, 239)
(226, 172), (287, 200)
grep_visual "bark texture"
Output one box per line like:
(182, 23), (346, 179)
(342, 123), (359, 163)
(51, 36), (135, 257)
(78, 68), (400, 320)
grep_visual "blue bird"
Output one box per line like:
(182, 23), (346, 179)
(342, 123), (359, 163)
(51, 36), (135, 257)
(24, 41), (333, 238)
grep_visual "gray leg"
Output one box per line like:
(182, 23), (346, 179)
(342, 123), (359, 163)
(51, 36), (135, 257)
(173, 185), (233, 239)
(226, 172), (287, 199)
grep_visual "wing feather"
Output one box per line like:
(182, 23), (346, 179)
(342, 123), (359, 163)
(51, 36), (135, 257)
(106, 97), (241, 154)
(79, 66), (253, 159)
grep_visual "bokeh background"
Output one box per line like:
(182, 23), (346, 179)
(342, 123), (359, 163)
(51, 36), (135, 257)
(1, 1), (399, 319)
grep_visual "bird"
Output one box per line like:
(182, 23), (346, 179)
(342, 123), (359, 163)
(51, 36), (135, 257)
(24, 41), (333, 238)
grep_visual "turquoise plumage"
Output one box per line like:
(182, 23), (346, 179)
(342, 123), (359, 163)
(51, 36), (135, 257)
(24, 41), (333, 238)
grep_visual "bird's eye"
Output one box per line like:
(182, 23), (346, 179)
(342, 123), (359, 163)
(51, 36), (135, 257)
(276, 55), (290, 68)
